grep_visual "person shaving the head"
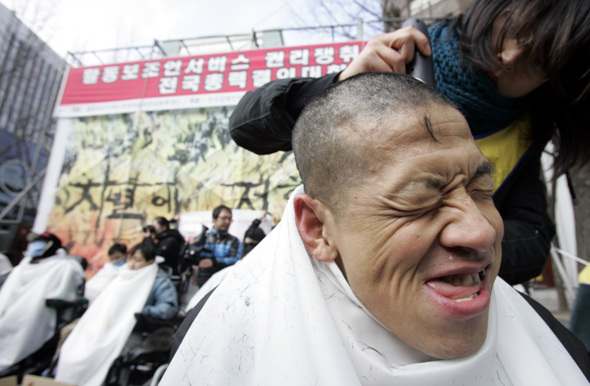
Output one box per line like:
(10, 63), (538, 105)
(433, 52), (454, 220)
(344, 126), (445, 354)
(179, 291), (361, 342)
(164, 73), (590, 385)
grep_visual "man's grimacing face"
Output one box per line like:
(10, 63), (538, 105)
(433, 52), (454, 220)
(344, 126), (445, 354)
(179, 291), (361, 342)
(325, 105), (504, 359)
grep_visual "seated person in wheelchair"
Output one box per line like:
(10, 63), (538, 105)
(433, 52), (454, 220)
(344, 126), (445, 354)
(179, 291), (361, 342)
(0, 232), (85, 373)
(55, 242), (178, 385)
(85, 243), (127, 303)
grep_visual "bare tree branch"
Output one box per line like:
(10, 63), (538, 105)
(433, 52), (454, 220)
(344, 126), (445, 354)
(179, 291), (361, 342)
(353, 0), (382, 19)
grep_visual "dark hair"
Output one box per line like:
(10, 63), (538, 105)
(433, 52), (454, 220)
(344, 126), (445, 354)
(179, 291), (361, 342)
(212, 205), (232, 219)
(452, 0), (590, 175)
(293, 72), (455, 215)
(143, 225), (156, 234)
(129, 242), (156, 262)
(37, 233), (63, 259)
(108, 243), (127, 256)
(153, 217), (169, 230)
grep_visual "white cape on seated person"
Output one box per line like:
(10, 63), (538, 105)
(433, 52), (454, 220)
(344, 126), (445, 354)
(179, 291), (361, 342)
(55, 261), (158, 386)
(0, 253), (11, 274)
(84, 260), (122, 303)
(162, 185), (587, 385)
(0, 250), (85, 371)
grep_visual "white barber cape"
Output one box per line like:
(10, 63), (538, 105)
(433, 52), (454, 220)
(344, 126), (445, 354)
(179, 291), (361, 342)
(0, 251), (84, 371)
(55, 261), (158, 386)
(0, 253), (11, 275)
(162, 186), (587, 385)
(84, 261), (122, 303)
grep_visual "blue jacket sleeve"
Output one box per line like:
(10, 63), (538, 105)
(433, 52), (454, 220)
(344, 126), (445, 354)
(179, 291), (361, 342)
(142, 273), (179, 320)
(215, 237), (243, 267)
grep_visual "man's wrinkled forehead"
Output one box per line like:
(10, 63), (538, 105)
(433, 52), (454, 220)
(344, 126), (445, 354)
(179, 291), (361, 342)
(399, 104), (471, 138)
(355, 104), (473, 158)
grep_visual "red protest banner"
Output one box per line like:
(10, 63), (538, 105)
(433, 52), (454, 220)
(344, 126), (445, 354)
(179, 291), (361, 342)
(55, 41), (362, 117)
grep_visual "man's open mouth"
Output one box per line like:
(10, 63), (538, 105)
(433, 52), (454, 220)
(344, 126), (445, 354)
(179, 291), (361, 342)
(425, 269), (486, 302)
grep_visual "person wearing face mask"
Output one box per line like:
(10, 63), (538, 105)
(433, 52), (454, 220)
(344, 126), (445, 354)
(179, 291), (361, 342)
(229, 0), (590, 287)
(55, 241), (178, 386)
(84, 243), (128, 303)
(0, 232), (85, 373)
(51, 243), (131, 364)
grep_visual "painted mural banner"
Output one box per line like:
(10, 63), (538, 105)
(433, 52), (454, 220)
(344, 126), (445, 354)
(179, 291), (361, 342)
(46, 107), (300, 273)
(43, 41), (360, 273)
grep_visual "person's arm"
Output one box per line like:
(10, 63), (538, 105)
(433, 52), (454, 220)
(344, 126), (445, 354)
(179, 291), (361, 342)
(495, 156), (555, 285)
(142, 274), (179, 320)
(231, 238), (243, 261)
(215, 237), (243, 268)
(229, 74), (339, 154)
(229, 26), (432, 155)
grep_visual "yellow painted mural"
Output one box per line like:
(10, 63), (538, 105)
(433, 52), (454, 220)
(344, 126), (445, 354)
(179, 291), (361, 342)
(46, 107), (300, 273)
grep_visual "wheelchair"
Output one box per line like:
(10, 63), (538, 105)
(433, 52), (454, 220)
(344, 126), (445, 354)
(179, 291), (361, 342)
(0, 296), (88, 381)
(103, 313), (184, 386)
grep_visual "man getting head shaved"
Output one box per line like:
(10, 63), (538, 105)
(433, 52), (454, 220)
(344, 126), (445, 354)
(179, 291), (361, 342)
(162, 73), (590, 385)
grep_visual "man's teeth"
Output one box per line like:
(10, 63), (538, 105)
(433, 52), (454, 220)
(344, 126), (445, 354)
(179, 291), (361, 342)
(454, 294), (477, 303)
(443, 270), (485, 286)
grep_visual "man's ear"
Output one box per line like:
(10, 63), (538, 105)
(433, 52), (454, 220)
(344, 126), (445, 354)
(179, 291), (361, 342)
(294, 193), (339, 262)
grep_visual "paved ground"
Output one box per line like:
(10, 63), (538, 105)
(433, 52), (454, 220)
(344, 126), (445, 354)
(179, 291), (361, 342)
(529, 285), (571, 329)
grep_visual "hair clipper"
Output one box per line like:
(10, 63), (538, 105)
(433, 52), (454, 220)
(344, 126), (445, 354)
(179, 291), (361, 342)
(402, 18), (436, 88)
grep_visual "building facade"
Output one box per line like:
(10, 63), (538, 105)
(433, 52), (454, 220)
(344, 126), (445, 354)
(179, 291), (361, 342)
(0, 3), (65, 261)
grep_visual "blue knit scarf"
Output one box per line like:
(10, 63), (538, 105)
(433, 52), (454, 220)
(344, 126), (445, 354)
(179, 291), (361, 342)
(428, 23), (530, 136)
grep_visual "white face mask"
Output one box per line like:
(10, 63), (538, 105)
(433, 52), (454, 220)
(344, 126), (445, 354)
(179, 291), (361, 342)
(27, 240), (48, 258)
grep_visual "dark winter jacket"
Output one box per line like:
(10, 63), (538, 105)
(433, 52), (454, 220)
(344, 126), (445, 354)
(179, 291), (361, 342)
(155, 228), (185, 274)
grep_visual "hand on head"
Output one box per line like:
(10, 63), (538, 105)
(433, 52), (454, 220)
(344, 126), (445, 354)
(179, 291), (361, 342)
(338, 26), (432, 82)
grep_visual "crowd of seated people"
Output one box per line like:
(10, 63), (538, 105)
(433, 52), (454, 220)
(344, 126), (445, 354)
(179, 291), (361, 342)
(4, 164), (590, 385)
(54, 242), (178, 385)
(0, 203), (258, 383)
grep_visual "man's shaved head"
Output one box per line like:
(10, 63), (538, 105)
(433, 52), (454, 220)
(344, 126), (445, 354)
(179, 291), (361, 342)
(293, 72), (457, 215)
